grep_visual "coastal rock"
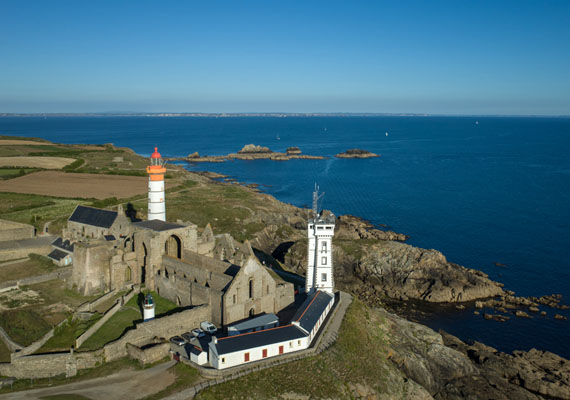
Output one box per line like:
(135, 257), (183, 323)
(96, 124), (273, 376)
(515, 310), (531, 318)
(441, 331), (570, 400)
(336, 215), (408, 241)
(357, 241), (505, 302)
(335, 149), (379, 158)
(238, 144), (272, 154)
(286, 146), (302, 155)
(187, 151), (200, 158)
(380, 307), (478, 394)
(555, 314), (567, 320)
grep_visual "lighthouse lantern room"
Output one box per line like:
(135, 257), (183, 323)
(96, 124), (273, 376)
(146, 147), (166, 221)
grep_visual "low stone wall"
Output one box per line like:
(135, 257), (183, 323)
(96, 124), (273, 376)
(104, 304), (211, 362)
(75, 289), (137, 349)
(77, 288), (118, 312)
(0, 350), (104, 380)
(127, 342), (170, 366)
(0, 220), (35, 242)
(0, 303), (211, 380)
(0, 267), (72, 291)
(0, 246), (50, 263)
(17, 318), (68, 357)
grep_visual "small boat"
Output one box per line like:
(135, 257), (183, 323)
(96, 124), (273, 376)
(475, 121), (479, 125)
(385, 132), (389, 136)
(276, 135), (280, 140)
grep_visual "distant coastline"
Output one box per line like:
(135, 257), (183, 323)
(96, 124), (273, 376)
(1, 113), (569, 118)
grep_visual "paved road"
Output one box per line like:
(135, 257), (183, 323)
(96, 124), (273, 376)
(0, 360), (177, 400)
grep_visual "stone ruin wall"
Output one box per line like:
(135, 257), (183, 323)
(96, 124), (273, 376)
(0, 305), (211, 379)
(0, 219), (35, 242)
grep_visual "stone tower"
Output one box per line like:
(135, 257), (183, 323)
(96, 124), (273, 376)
(306, 185), (335, 294)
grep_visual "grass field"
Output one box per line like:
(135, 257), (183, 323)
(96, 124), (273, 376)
(0, 255), (57, 284)
(0, 280), (99, 346)
(78, 291), (179, 351)
(197, 299), (401, 399)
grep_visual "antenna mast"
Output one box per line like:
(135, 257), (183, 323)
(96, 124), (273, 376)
(312, 183), (325, 218)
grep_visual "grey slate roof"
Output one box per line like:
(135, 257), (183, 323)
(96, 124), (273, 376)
(228, 313), (279, 332)
(215, 325), (306, 355)
(48, 249), (69, 261)
(104, 235), (116, 241)
(51, 237), (74, 252)
(69, 206), (117, 229)
(133, 220), (185, 232)
(291, 291), (334, 333)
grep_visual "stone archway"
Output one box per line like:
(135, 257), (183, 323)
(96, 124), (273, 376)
(165, 235), (182, 259)
(249, 307), (255, 318)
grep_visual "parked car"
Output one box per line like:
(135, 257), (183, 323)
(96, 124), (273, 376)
(170, 336), (185, 346)
(200, 321), (217, 335)
(191, 328), (205, 338)
(181, 332), (194, 343)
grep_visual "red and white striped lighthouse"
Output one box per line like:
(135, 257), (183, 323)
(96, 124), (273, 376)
(146, 147), (166, 221)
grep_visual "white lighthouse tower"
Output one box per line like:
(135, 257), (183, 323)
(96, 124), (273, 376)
(146, 147), (166, 221)
(306, 184), (335, 295)
(143, 293), (155, 321)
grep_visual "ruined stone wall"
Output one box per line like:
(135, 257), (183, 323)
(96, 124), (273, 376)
(0, 220), (35, 242)
(222, 258), (280, 325)
(275, 282), (295, 312)
(0, 350), (103, 379)
(75, 289), (136, 349)
(126, 342), (170, 366)
(0, 244), (51, 262)
(71, 242), (113, 295)
(103, 304), (211, 362)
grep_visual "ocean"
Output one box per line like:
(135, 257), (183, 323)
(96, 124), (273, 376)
(1, 115), (569, 358)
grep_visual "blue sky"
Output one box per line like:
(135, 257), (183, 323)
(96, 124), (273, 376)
(1, 1), (569, 114)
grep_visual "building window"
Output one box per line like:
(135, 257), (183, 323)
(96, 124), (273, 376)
(262, 349), (267, 358)
(321, 257), (327, 265)
(266, 284), (269, 295)
(289, 341), (293, 348)
(244, 352), (250, 362)
(233, 294), (236, 304)
(297, 340), (301, 346)
(322, 242), (327, 251)
(221, 357), (225, 364)
(321, 273), (327, 282)
(279, 345), (284, 354)
(249, 279), (253, 298)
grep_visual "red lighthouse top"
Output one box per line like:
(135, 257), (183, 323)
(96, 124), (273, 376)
(151, 147), (161, 159)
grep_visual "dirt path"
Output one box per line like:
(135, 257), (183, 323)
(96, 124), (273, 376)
(0, 360), (177, 400)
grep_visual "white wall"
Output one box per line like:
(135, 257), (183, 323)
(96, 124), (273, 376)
(211, 335), (310, 370)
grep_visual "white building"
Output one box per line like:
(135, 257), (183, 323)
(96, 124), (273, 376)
(208, 290), (334, 370)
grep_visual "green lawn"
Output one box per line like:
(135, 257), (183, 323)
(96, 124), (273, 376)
(78, 291), (179, 351)
(0, 168), (37, 179)
(0, 308), (51, 347)
(0, 339), (11, 362)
